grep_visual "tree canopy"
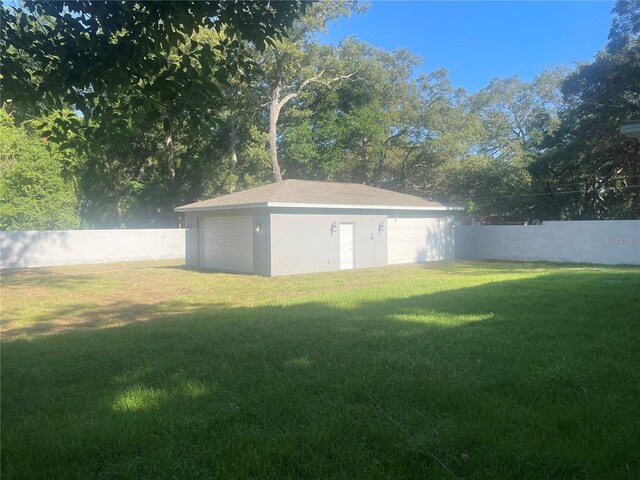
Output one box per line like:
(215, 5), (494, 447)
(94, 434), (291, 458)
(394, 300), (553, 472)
(1, 0), (637, 230)
(531, 0), (640, 219)
(0, 110), (81, 230)
(2, 1), (307, 113)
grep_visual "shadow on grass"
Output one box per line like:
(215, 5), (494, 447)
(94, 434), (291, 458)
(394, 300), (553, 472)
(1, 300), (231, 338)
(2, 269), (639, 479)
(150, 264), (192, 271)
(420, 259), (628, 275)
(0, 268), (95, 289)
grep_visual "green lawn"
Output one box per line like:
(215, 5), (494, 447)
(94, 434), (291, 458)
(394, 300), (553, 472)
(2, 260), (639, 479)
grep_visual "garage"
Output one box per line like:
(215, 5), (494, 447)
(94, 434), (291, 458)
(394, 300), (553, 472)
(199, 216), (253, 273)
(387, 216), (452, 264)
(176, 179), (462, 276)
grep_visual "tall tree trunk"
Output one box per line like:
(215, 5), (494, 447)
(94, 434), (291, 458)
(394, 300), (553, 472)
(268, 82), (284, 182)
(230, 115), (238, 168)
(376, 156), (386, 186)
(229, 112), (238, 192)
(361, 137), (371, 183)
(115, 188), (124, 228)
(373, 140), (388, 185)
(165, 121), (176, 185)
(265, 71), (354, 183)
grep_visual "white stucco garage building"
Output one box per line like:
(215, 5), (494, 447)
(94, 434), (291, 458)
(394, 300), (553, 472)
(175, 180), (462, 276)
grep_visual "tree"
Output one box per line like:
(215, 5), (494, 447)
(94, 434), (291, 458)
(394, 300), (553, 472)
(330, 41), (423, 186)
(400, 69), (482, 193)
(2, 1), (308, 115)
(467, 67), (568, 163)
(432, 156), (534, 222)
(414, 67), (567, 221)
(256, 1), (367, 182)
(276, 38), (424, 185)
(7, 0), (635, 228)
(0, 110), (81, 230)
(531, 0), (640, 219)
(1, 0), (310, 228)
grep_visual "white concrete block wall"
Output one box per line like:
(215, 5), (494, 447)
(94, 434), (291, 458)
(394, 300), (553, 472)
(1, 229), (185, 269)
(455, 220), (640, 265)
(4, 221), (638, 270)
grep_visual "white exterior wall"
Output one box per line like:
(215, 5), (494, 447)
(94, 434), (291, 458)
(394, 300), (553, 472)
(455, 220), (640, 265)
(269, 212), (388, 276)
(269, 210), (455, 277)
(1, 229), (185, 269)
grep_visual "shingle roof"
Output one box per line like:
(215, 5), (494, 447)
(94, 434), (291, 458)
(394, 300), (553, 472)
(175, 180), (462, 212)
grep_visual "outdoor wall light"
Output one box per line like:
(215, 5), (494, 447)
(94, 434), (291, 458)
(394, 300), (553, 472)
(255, 223), (263, 234)
(330, 222), (337, 235)
(378, 221), (385, 233)
(185, 223), (192, 231)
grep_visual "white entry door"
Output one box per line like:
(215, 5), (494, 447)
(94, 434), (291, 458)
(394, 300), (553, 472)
(200, 216), (253, 273)
(339, 223), (354, 270)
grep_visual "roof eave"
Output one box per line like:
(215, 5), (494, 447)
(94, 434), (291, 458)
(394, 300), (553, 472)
(266, 202), (464, 211)
(174, 202), (268, 213)
(175, 201), (464, 213)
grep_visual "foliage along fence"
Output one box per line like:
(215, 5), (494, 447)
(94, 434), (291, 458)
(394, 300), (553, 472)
(455, 220), (640, 265)
(1, 229), (184, 269)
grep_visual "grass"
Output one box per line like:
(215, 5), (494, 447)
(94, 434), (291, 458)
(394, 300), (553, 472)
(1, 260), (639, 479)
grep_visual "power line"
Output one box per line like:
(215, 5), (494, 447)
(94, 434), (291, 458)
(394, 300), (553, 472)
(537, 177), (640, 188)
(463, 184), (640, 201)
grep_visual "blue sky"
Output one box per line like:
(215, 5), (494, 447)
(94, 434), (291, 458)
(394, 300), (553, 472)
(320, 1), (615, 93)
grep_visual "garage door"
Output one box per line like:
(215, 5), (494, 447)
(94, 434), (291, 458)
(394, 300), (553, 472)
(387, 217), (450, 265)
(200, 216), (253, 273)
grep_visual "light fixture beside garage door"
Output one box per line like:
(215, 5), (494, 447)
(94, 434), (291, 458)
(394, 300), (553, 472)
(254, 222), (263, 233)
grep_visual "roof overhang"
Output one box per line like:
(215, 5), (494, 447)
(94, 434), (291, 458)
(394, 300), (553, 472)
(175, 202), (465, 213)
(621, 121), (640, 140)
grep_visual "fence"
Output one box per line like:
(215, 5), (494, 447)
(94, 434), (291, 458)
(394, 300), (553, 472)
(2, 221), (638, 270)
(1, 229), (185, 269)
(455, 220), (640, 265)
